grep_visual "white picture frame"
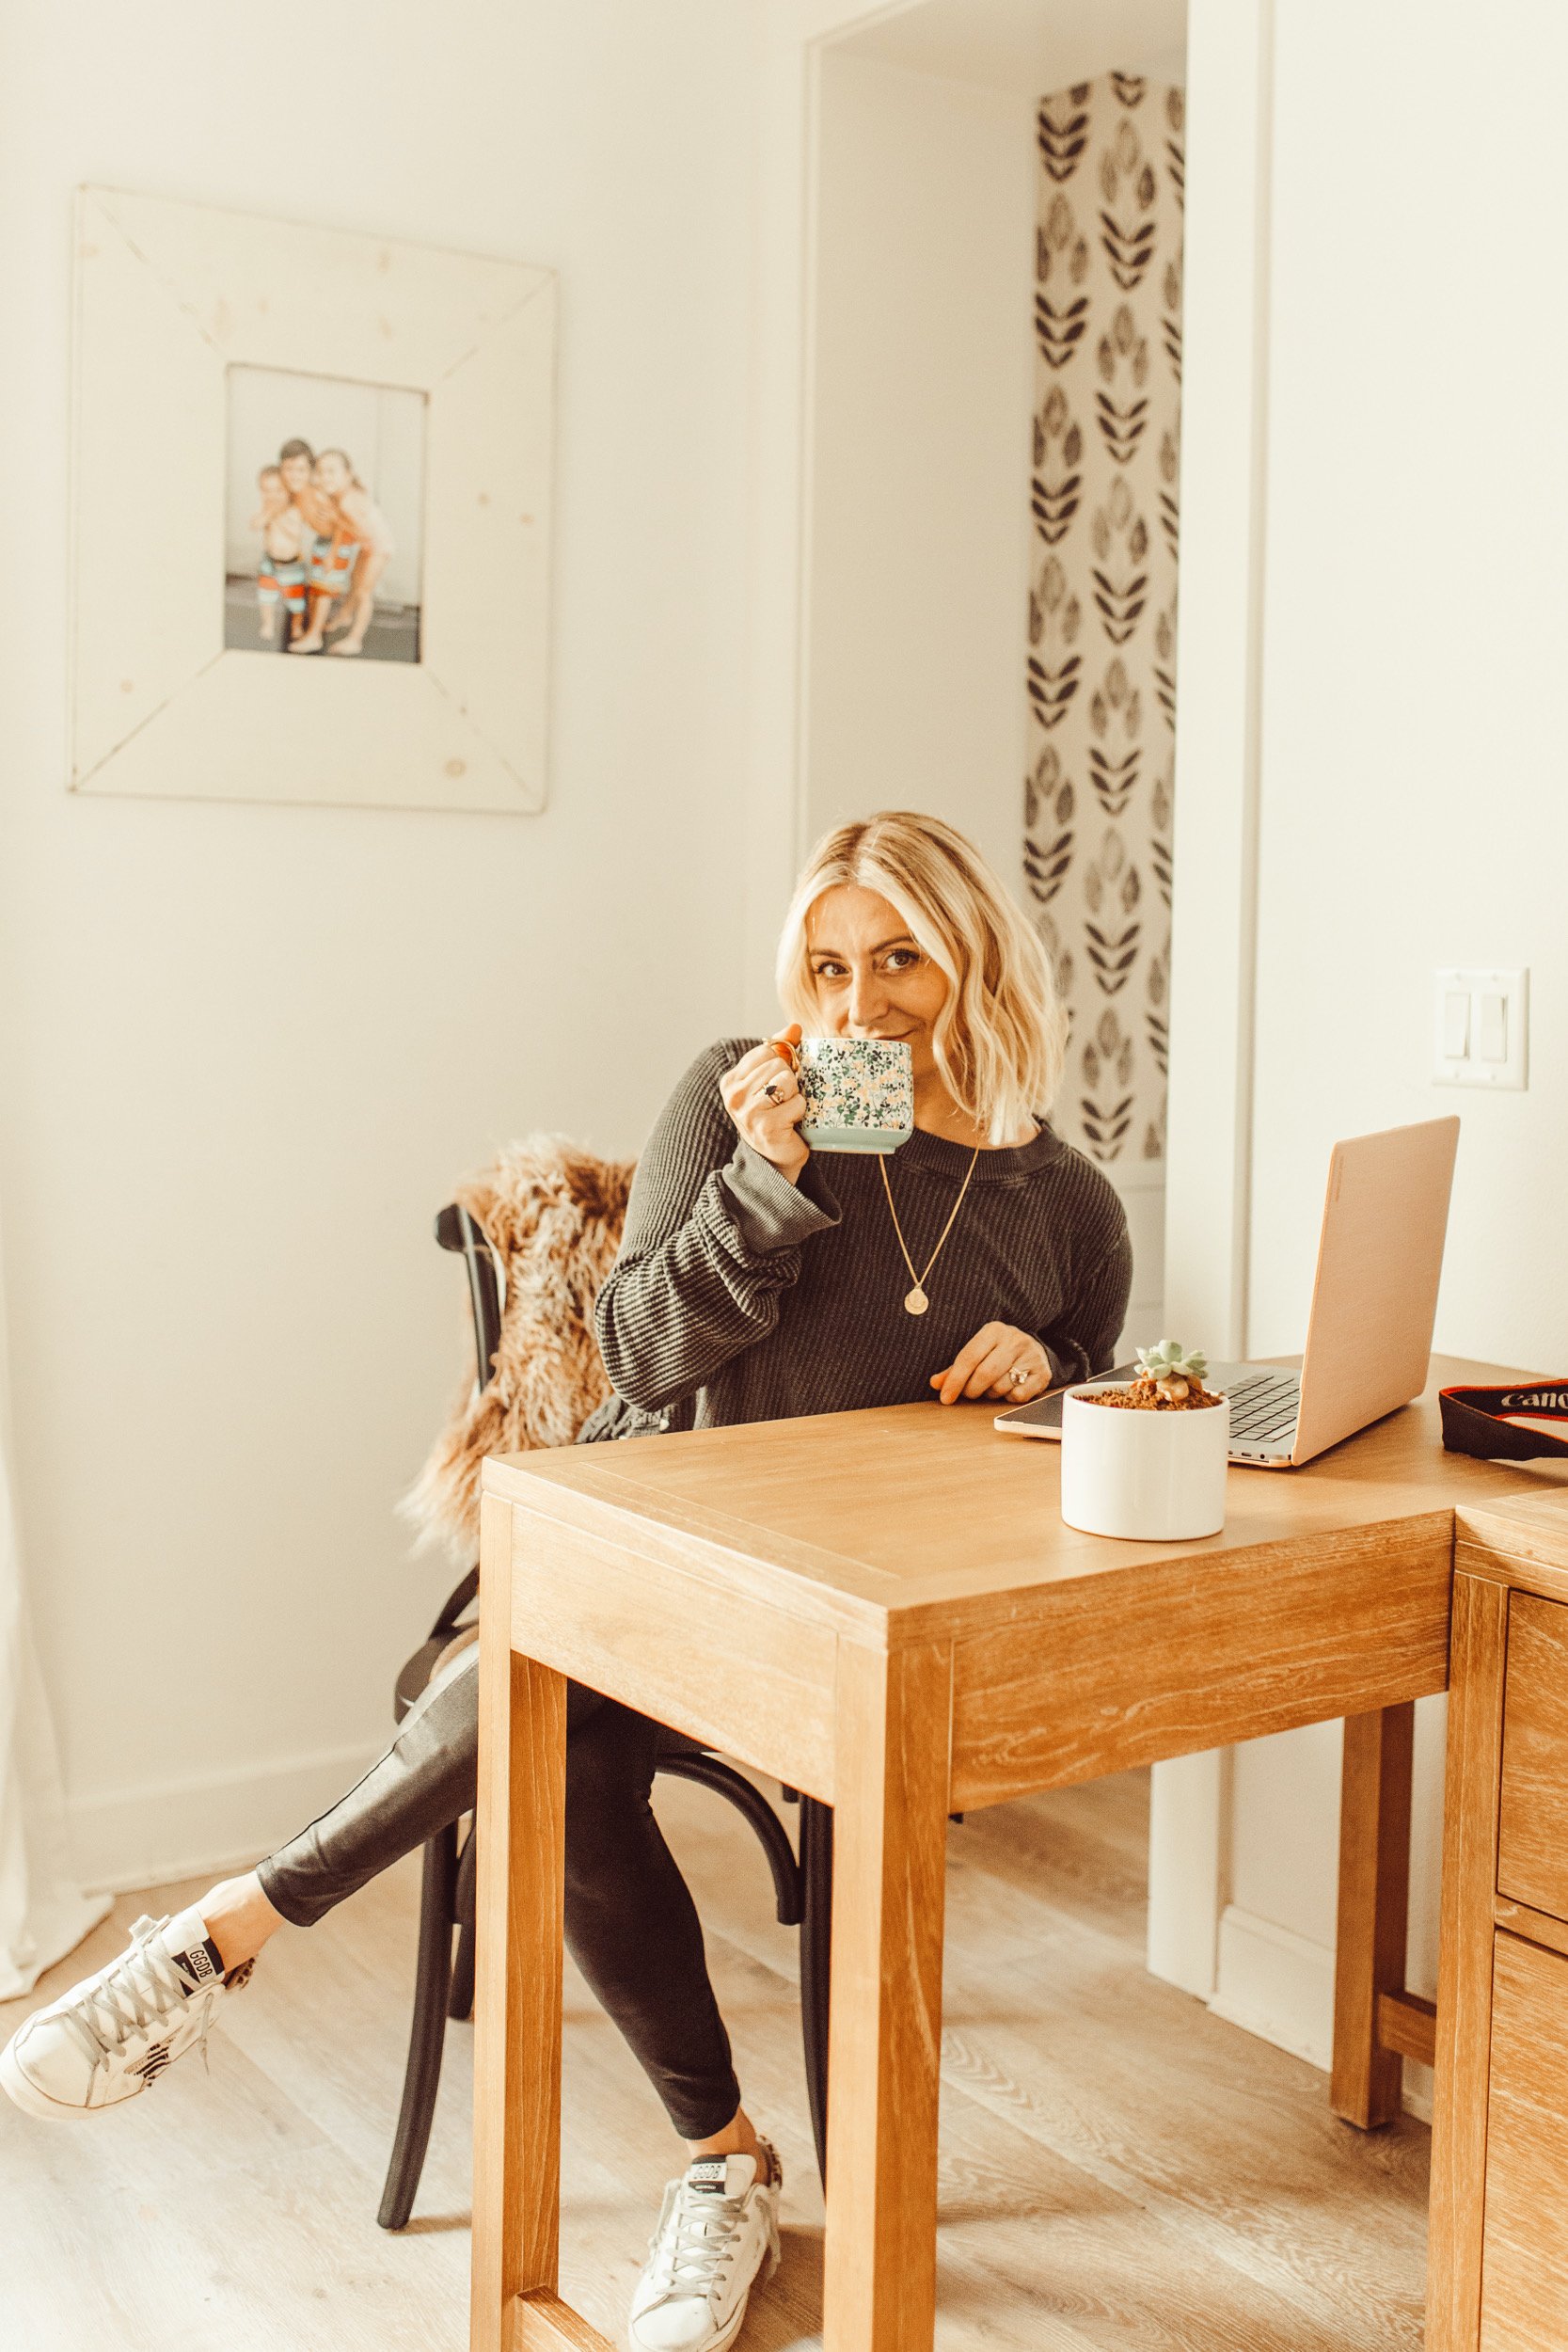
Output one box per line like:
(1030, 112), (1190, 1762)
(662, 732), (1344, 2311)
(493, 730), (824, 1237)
(71, 187), (555, 815)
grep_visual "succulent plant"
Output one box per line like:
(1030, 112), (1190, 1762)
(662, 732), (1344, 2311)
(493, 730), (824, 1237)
(1135, 1340), (1209, 1384)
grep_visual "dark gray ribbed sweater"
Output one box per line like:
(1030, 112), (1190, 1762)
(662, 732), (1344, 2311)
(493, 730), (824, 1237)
(579, 1039), (1131, 1444)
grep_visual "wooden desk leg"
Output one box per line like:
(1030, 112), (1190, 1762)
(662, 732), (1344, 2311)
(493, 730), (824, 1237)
(1428, 1571), (1508, 2352)
(471, 1495), (568, 2352)
(822, 1638), (953, 2352)
(1331, 1699), (1415, 2128)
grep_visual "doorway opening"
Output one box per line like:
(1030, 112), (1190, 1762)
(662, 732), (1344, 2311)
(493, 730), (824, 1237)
(800, 0), (1188, 1350)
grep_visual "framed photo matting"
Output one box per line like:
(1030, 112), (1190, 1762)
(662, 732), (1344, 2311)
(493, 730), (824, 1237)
(71, 187), (555, 814)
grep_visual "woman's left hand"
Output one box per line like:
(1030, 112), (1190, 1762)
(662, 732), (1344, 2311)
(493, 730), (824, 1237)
(929, 1323), (1053, 1406)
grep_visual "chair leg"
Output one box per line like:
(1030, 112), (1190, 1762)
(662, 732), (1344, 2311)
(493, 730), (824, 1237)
(799, 1796), (833, 2189)
(448, 1823), (478, 2023)
(377, 1822), (460, 2232)
(656, 1753), (803, 1926)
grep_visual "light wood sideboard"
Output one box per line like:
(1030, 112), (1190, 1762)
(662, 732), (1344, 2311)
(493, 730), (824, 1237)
(1431, 1491), (1568, 2351)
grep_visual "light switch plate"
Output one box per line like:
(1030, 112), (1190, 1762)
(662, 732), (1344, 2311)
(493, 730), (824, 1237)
(1433, 967), (1528, 1089)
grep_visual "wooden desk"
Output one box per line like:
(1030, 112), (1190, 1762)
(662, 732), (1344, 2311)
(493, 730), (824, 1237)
(469, 1357), (1568, 2352)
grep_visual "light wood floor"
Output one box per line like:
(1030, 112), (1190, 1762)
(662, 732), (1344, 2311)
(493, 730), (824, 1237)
(0, 1768), (1429, 2350)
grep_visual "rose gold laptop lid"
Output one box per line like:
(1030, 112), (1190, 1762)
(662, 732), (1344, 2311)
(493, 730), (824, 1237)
(1290, 1115), (1461, 1466)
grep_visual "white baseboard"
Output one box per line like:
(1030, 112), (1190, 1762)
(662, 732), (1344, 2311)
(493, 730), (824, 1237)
(1148, 1750), (1227, 1997)
(1402, 2059), (1433, 2124)
(67, 1739), (385, 1896)
(1211, 1902), (1334, 2069)
(1210, 1901), (1433, 2121)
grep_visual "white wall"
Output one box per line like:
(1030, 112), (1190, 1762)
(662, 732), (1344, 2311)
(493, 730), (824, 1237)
(1206, 0), (1568, 2093)
(0, 0), (757, 1887)
(805, 50), (1037, 889)
(1250, 1), (1568, 1373)
(836, 0), (1187, 96)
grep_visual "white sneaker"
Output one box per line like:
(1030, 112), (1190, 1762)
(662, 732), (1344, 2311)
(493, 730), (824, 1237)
(627, 2145), (782, 2352)
(0, 1905), (251, 2120)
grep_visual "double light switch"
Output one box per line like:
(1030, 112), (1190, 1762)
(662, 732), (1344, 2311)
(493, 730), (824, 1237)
(1434, 967), (1528, 1089)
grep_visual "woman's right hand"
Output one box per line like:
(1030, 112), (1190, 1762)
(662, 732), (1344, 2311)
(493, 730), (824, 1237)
(721, 1026), (809, 1183)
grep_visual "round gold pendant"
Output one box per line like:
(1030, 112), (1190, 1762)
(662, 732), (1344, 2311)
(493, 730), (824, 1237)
(904, 1285), (929, 1315)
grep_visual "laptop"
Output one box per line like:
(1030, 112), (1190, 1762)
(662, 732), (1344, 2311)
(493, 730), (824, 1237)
(995, 1115), (1461, 1469)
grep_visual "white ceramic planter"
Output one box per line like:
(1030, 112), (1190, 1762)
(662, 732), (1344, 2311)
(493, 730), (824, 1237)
(1059, 1380), (1230, 1541)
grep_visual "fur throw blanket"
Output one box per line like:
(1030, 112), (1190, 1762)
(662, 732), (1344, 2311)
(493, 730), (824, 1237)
(403, 1136), (635, 1558)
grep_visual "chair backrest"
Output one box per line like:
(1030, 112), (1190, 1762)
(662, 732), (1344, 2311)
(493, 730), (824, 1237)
(435, 1203), (503, 1395)
(403, 1137), (636, 1558)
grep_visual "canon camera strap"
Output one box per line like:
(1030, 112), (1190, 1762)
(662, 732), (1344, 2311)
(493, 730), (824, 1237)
(1440, 1379), (1568, 1464)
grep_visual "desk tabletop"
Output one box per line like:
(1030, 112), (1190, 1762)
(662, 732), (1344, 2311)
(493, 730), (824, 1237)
(484, 1354), (1568, 1648)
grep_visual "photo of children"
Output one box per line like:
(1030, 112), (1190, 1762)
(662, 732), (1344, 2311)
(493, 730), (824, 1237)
(224, 366), (424, 663)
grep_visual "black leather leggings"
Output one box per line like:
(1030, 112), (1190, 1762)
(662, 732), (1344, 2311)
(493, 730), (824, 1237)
(256, 1650), (741, 2140)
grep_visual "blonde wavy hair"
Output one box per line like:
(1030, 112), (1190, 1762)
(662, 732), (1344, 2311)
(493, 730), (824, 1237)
(775, 811), (1067, 1145)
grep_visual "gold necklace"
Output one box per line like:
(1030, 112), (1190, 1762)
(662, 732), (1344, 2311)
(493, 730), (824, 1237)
(879, 1147), (981, 1315)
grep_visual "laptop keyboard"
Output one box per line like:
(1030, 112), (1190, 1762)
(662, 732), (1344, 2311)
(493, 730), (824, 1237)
(1225, 1370), (1300, 1448)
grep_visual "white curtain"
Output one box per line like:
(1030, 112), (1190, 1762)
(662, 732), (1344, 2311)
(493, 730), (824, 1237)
(0, 1245), (107, 1997)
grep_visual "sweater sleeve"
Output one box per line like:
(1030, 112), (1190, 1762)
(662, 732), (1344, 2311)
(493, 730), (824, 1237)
(594, 1040), (841, 1416)
(1040, 1213), (1134, 1385)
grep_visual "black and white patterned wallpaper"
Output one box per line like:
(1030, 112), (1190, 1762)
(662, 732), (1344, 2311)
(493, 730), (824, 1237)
(1024, 72), (1184, 1168)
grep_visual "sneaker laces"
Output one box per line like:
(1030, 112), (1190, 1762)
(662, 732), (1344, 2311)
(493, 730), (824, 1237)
(642, 2179), (752, 2309)
(61, 1917), (218, 2079)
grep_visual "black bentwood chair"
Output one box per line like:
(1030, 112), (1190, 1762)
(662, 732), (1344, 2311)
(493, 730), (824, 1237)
(376, 1203), (835, 2231)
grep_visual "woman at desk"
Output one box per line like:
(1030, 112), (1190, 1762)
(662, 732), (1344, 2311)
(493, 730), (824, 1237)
(6, 811), (1130, 2352)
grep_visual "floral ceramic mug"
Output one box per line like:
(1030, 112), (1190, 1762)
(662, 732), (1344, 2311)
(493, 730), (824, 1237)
(793, 1036), (914, 1155)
